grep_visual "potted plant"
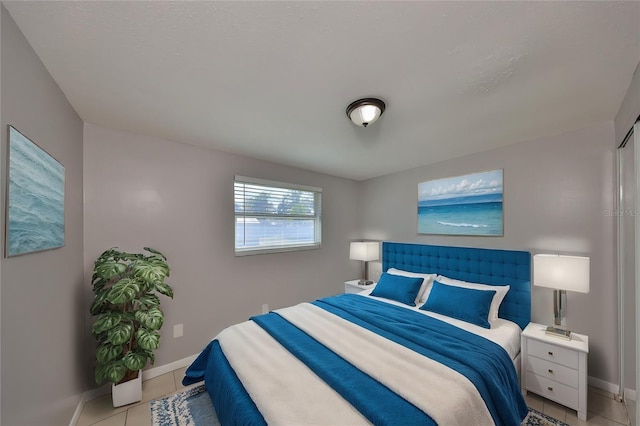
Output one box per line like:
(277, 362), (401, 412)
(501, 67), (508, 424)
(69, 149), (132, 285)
(90, 247), (174, 407)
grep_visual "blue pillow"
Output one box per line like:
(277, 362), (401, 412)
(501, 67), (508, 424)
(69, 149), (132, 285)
(420, 281), (495, 328)
(370, 272), (424, 306)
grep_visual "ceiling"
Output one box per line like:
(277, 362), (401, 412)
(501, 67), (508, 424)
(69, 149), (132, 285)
(4, 1), (640, 181)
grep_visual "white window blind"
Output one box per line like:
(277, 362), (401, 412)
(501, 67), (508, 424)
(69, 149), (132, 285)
(234, 176), (322, 255)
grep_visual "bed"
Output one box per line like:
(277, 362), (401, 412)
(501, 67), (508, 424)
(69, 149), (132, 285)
(183, 242), (531, 425)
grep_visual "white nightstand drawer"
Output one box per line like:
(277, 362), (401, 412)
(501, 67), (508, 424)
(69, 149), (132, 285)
(525, 356), (578, 388)
(527, 339), (579, 369)
(344, 280), (375, 294)
(526, 372), (578, 408)
(345, 285), (365, 294)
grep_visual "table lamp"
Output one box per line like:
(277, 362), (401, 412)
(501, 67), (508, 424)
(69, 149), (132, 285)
(350, 242), (379, 285)
(533, 254), (590, 340)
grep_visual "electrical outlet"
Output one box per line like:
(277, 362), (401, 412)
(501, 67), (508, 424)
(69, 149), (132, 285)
(262, 304), (269, 314)
(173, 324), (183, 338)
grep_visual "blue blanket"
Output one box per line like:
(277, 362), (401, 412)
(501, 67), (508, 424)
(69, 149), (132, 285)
(314, 294), (528, 426)
(253, 312), (433, 425)
(184, 294), (528, 425)
(183, 340), (266, 425)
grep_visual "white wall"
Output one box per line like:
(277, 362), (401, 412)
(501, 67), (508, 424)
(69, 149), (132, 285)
(359, 122), (618, 385)
(1, 6), (85, 425)
(83, 123), (361, 385)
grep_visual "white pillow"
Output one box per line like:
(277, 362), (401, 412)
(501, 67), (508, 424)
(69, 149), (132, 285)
(387, 268), (436, 305)
(435, 275), (510, 322)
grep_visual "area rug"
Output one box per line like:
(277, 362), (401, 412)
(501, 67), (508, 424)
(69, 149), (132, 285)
(151, 385), (220, 426)
(151, 385), (568, 426)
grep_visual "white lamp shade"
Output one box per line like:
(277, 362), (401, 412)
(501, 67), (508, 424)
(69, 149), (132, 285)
(349, 242), (379, 262)
(349, 105), (382, 127)
(346, 98), (385, 127)
(533, 254), (590, 293)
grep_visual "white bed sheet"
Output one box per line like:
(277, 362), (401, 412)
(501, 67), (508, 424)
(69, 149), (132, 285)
(357, 288), (522, 360)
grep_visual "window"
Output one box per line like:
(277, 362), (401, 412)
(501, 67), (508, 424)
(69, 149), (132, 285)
(234, 176), (322, 255)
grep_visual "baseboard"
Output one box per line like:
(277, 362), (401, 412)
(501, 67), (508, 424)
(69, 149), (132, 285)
(625, 388), (637, 401)
(588, 376), (620, 395)
(82, 353), (198, 406)
(71, 384), (111, 426)
(141, 353), (198, 381)
(69, 393), (86, 426)
(84, 383), (111, 402)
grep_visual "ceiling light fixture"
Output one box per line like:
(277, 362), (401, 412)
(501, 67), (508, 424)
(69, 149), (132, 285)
(346, 98), (386, 128)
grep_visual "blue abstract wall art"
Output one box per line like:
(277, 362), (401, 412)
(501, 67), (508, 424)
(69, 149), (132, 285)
(418, 169), (503, 236)
(6, 126), (65, 257)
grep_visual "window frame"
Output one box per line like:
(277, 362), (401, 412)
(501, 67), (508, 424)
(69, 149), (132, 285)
(234, 175), (322, 256)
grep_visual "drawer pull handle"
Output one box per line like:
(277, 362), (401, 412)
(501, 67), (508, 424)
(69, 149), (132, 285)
(547, 386), (553, 391)
(548, 351), (553, 356)
(548, 369), (554, 374)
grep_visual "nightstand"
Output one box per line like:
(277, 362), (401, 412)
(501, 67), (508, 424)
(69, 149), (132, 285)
(344, 280), (375, 294)
(521, 322), (589, 420)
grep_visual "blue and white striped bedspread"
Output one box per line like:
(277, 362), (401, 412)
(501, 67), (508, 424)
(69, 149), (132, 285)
(183, 294), (528, 425)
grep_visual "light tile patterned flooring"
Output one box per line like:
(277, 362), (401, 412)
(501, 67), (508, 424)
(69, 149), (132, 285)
(77, 367), (191, 426)
(79, 366), (633, 426)
(523, 387), (631, 426)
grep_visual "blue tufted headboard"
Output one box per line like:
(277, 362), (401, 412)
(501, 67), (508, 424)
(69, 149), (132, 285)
(382, 242), (531, 329)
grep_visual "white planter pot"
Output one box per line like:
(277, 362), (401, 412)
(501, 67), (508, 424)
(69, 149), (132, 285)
(112, 370), (142, 407)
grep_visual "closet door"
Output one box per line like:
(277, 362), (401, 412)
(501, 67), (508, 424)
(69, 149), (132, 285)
(635, 121), (640, 426)
(619, 120), (640, 425)
(620, 126), (636, 400)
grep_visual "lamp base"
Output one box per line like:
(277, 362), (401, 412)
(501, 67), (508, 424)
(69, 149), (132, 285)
(358, 279), (374, 286)
(545, 326), (572, 340)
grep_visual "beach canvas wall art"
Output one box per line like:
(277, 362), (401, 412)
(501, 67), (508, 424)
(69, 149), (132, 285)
(418, 169), (503, 236)
(6, 126), (65, 257)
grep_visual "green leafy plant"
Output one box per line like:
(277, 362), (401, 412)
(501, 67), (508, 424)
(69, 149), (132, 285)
(90, 247), (174, 385)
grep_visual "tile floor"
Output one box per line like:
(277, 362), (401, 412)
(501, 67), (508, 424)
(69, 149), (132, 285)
(523, 387), (631, 426)
(78, 367), (633, 426)
(76, 366), (191, 426)
(629, 400), (637, 426)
